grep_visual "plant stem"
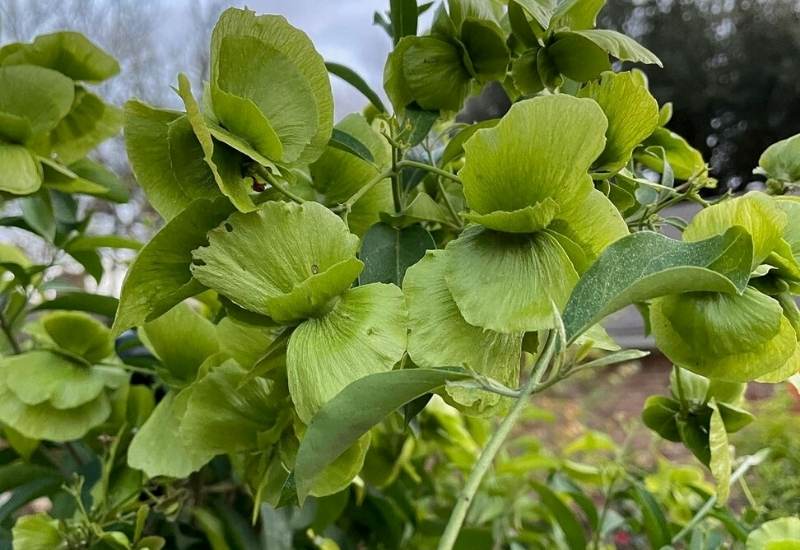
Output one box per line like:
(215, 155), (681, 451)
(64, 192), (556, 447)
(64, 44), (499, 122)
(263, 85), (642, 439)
(437, 330), (559, 550)
(340, 168), (394, 211)
(396, 159), (462, 184)
(0, 313), (20, 354)
(436, 178), (463, 229)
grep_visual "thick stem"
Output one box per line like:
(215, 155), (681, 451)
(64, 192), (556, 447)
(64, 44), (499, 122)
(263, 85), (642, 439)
(437, 331), (559, 550)
(396, 159), (462, 184)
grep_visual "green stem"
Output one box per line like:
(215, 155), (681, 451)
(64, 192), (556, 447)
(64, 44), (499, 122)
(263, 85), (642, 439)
(0, 313), (20, 354)
(396, 159), (462, 184)
(341, 168), (394, 211)
(391, 144), (402, 213)
(437, 178), (463, 229)
(250, 165), (306, 204)
(437, 330), (559, 550)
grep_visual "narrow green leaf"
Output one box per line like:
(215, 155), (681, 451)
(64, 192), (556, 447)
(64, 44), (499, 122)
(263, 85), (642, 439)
(627, 484), (672, 548)
(294, 368), (470, 502)
(531, 481), (587, 550)
(325, 62), (387, 113)
(390, 0), (419, 45)
(329, 128), (374, 164)
(562, 228), (753, 342)
(20, 190), (55, 241)
(399, 104), (438, 146)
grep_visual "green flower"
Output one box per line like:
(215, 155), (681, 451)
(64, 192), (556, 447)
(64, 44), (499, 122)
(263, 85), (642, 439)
(384, 0), (509, 112)
(0, 312), (126, 441)
(651, 193), (800, 382)
(443, 95), (627, 332)
(124, 7), (333, 218)
(0, 32), (122, 197)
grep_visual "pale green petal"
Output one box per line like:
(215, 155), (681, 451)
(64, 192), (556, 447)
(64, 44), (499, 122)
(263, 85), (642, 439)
(123, 100), (221, 221)
(192, 201), (361, 322)
(460, 95), (607, 216)
(47, 88), (122, 164)
(0, 65), (74, 137)
(404, 250), (523, 414)
(1, 31), (119, 82)
(216, 316), (285, 371)
(287, 283), (407, 423)
(684, 192), (785, 268)
(383, 37), (414, 112)
(0, 143), (41, 195)
(746, 517), (800, 550)
(639, 127), (706, 180)
(756, 343), (800, 383)
(210, 84), (284, 162)
(180, 361), (290, 455)
(776, 196), (800, 261)
(177, 74), (256, 213)
(463, 199), (559, 234)
(549, 188), (628, 263)
(1, 351), (109, 409)
(656, 289), (782, 355)
(459, 18), (509, 82)
(127, 390), (215, 478)
(38, 310), (113, 363)
(577, 71), (659, 173)
(11, 513), (63, 550)
(310, 114), (393, 236)
(309, 434), (370, 497)
(652, 291), (797, 382)
(140, 303), (219, 387)
(445, 226), (578, 332)
(401, 36), (471, 112)
(0, 368), (110, 441)
(758, 132), (800, 183)
(210, 8), (332, 165)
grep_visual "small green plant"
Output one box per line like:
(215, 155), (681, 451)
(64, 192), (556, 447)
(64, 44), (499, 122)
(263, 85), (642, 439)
(2, 1), (800, 548)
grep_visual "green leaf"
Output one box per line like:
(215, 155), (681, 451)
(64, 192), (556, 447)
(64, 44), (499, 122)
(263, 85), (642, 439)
(641, 395), (681, 442)
(562, 228), (753, 342)
(546, 33), (611, 82)
(124, 100), (222, 221)
(1, 31), (119, 82)
(531, 482), (587, 550)
(399, 104), (439, 147)
(627, 484), (672, 548)
(11, 513), (64, 550)
(67, 158), (128, 202)
(216, 316), (285, 372)
(329, 128), (374, 163)
(404, 250), (523, 414)
(359, 223), (435, 286)
(0, 65), (74, 137)
(287, 283), (407, 423)
(511, 48), (545, 95)
(460, 95), (607, 232)
(390, 0), (419, 44)
(180, 360), (290, 455)
(0, 143), (41, 195)
(192, 201), (362, 323)
(210, 8), (333, 165)
(127, 390), (215, 478)
(708, 399), (731, 505)
(577, 71), (659, 173)
(294, 367), (471, 502)
(757, 132), (800, 183)
(113, 197), (234, 336)
(47, 88), (122, 164)
(325, 62), (388, 113)
(445, 226), (578, 332)
(140, 303), (219, 387)
(746, 517), (800, 550)
(684, 192), (786, 269)
(20, 190), (55, 241)
(565, 29), (662, 66)
(512, 0), (554, 30)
